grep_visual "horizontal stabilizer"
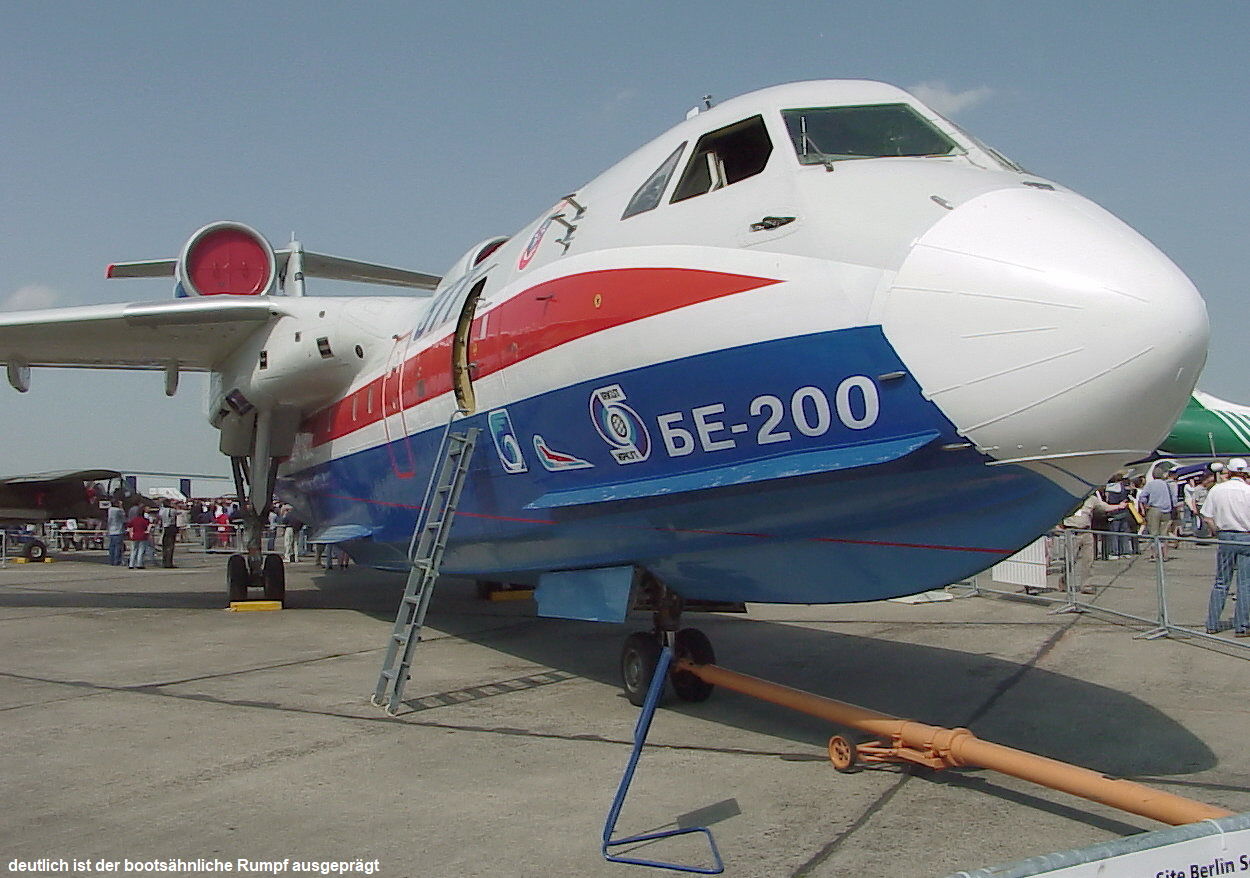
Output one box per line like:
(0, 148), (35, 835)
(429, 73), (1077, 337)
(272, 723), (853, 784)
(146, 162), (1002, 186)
(108, 249), (441, 291)
(296, 251), (440, 290)
(106, 260), (175, 279)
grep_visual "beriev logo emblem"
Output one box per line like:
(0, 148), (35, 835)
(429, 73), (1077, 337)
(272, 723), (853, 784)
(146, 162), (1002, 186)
(488, 408), (528, 474)
(590, 384), (650, 464)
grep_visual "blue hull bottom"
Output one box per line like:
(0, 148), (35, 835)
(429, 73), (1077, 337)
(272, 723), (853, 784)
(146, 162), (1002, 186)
(282, 328), (1080, 605)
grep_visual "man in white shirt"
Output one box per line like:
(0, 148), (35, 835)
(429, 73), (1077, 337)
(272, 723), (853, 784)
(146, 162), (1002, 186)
(1200, 458), (1250, 636)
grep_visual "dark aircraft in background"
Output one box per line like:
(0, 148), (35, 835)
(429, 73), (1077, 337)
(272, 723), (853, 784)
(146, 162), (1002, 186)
(0, 468), (123, 560)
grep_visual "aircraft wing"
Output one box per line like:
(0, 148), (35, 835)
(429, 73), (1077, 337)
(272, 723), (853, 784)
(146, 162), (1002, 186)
(0, 468), (121, 485)
(108, 248), (441, 291)
(0, 298), (282, 373)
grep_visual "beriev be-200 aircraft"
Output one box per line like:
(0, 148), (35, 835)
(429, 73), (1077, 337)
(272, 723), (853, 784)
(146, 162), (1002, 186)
(0, 81), (1209, 701)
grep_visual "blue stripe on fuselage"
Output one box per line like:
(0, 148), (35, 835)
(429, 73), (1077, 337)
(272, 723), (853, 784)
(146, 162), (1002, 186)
(280, 326), (1077, 602)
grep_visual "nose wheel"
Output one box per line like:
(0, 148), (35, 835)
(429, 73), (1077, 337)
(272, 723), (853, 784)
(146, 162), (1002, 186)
(669, 627), (715, 702)
(620, 632), (662, 707)
(619, 627), (716, 706)
(618, 572), (717, 706)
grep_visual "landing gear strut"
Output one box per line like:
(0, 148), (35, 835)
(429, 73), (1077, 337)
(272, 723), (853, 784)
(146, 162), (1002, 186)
(618, 574), (716, 706)
(225, 433), (285, 605)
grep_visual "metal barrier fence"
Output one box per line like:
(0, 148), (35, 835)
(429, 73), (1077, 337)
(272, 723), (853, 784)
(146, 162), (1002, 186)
(39, 523), (312, 557)
(2, 525), (312, 567)
(966, 527), (1250, 655)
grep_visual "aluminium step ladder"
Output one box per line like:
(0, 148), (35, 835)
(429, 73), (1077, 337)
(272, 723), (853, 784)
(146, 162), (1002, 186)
(373, 422), (479, 713)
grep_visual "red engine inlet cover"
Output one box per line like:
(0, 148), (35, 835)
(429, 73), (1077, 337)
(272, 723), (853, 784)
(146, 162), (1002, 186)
(179, 222), (276, 296)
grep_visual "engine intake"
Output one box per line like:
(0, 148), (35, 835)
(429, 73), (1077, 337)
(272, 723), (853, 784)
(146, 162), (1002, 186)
(176, 221), (276, 297)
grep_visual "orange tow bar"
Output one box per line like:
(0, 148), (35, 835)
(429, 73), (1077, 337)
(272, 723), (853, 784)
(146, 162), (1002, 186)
(675, 659), (1232, 826)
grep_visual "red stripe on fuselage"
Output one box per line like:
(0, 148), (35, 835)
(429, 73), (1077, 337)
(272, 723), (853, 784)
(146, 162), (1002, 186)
(304, 267), (781, 447)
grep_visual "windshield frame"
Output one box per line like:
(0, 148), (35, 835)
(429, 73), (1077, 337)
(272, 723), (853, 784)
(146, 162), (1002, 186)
(782, 103), (963, 166)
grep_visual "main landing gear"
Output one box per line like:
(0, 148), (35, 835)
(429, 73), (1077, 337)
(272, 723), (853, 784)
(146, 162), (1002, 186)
(618, 575), (716, 707)
(226, 550), (286, 604)
(224, 444), (286, 606)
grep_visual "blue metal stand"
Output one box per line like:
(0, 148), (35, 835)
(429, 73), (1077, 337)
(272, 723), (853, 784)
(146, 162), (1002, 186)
(602, 645), (724, 874)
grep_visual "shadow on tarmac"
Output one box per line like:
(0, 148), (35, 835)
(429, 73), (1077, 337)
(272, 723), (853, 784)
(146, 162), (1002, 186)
(298, 567), (1220, 781)
(1, 557), (1221, 785)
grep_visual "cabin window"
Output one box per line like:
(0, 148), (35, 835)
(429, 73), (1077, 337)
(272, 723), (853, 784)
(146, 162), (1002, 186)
(782, 104), (959, 165)
(671, 115), (772, 203)
(621, 142), (686, 219)
(419, 273), (477, 336)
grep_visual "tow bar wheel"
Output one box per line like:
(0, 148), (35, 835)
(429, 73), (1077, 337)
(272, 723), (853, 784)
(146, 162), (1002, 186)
(828, 735), (859, 773)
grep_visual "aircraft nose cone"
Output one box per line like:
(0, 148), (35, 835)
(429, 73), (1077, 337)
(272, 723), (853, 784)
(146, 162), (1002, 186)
(881, 186), (1208, 473)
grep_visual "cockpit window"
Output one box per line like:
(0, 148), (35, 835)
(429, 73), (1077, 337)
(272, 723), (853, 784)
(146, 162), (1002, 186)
(671, 115), (773, 203)
(782, 104), (959, 165)
(622, 142), (686, 220)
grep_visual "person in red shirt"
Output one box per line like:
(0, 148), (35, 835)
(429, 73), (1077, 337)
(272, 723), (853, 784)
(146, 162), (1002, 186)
(126, 509), (150, 569)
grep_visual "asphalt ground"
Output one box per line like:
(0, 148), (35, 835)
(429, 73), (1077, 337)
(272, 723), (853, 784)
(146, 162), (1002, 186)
(2, 540), (1248, 878)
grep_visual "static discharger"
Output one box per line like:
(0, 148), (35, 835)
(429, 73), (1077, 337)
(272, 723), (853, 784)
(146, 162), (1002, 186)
(675, 659), (1233, 827)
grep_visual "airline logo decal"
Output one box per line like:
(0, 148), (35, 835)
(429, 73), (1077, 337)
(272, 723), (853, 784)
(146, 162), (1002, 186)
(517, 201), (567, 270)
(533, 435), (594, 472)
(488, 408), (528, 474)
(590, 384), (651, 465)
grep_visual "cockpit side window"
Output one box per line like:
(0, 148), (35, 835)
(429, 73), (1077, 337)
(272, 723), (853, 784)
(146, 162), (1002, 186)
(622, 142), (687, 220)
(671, 115), (772, 203)
(782, 104), (959, 165)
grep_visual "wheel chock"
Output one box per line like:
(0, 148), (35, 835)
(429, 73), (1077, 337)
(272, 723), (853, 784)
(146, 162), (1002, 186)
(488, 587), (534, 602)
(226, 600), (283, 612)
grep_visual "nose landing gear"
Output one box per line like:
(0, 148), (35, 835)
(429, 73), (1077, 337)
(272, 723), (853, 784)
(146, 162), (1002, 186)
(619, 575), (717, 706)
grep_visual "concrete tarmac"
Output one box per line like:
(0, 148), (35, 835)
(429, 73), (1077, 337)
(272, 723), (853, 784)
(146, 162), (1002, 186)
(2, 542), (1249, 877)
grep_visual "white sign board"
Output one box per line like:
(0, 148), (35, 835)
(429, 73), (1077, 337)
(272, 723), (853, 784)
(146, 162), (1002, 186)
(991, 536), (1048, 590)
(949, 813), (1250, 878)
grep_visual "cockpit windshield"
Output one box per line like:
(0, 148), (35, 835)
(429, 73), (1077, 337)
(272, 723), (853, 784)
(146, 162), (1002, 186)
(782, 103), (960, 165)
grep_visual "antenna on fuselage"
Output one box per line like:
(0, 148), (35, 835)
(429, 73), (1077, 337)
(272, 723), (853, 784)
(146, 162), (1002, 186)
(685, 94), (715, 120)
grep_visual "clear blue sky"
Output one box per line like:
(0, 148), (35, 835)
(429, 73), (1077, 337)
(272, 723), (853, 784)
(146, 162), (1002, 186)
(2, 1), (1246, 483)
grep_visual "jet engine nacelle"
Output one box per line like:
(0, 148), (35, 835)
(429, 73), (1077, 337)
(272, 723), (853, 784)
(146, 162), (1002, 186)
(174, 221), (277, 298)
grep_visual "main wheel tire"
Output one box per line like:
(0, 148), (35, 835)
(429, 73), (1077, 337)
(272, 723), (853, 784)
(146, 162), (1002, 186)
(23, 540), (47, 562)
(227, 554), (249, 603)
(670, 627), (716, 702)
(262, 553), (286, 604)
(620, 632), (663, 707)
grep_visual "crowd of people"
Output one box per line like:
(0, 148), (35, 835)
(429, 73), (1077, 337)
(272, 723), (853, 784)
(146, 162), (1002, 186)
(59, 497), (354, 572)
(66, 497), (318, 570)
(1058, 459), (1250, 637)
(103, 497), (196, 568)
